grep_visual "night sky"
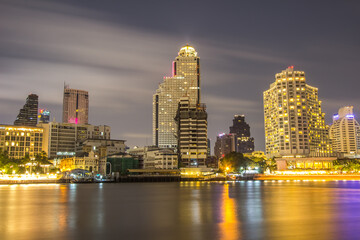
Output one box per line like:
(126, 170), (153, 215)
(0, 0), (359, 151)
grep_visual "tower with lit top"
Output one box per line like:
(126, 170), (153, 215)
(263, 66), (332, 158)
(153, 45), (200, 148)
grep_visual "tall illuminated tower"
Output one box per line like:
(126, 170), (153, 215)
(263, 67), (332, 158)
(63, 85), (89, 124)
(153, 45), (200, 148)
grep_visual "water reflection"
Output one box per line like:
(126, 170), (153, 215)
(219, 183), (239, 240)
(1, 182), (360, 240)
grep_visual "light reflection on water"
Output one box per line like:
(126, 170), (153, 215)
(1, 181), (360, 240)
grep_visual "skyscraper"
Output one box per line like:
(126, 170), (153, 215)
(263, 67), (332, 158)
(214, 133), (236, 159)
(63, 85), (89, 124)
(175, 97), (208, 167)
(229, 115), (255, 153)
(329, 106), (360, 157)
(14, 94), (38, 126)
(153, 45), (200, 148)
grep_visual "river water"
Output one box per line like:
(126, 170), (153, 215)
(1, 181), (360, 240)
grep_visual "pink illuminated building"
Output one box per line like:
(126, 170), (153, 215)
(62, 85), (89, 124)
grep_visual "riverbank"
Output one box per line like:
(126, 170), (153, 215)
(255, 174), (360, 181)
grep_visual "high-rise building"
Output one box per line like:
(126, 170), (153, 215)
(14, 94), (38, 126)
(175, 97), (208, 167)
(229, 115), (255, 153)
(0, 125), (44, 159)
(38, 109), (50, 123)
(38, 122), (110, 159)
(263, 67), (332, 158)
(63, 85), (89, 124)
(153, 45), (200, 148)
(329, 106), (360, 157)
(214, 133), (236, 159)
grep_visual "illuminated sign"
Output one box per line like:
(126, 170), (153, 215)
(56, 152), (75, 156)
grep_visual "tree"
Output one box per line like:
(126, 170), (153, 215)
(220, 152), (253, 173)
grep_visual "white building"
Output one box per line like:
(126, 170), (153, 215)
(153, 45), (201, 148)
(329, 106), (360, 157)
(128, 146), (177, 169)
(154, 149), (178, 169)
(38, 121), (110, 159)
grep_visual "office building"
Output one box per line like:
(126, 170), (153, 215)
(153, 45), (200, 148)
(14, 94), (38, 127)
(38, 122), (110, 159)
(229, 115), (255, 153)
(63, 85), (89, 124)
(329, 106), (360, 157)
(214, 133), (236, 159)
(263, 66), (333, 158)
(175, 97), (208, 167)
(0, 125), (44, 159)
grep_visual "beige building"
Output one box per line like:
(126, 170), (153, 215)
(153, 45), (200, 148)
(329, 106), (360, 157)
(38, 121), (110, 159)
(128, 146), (178, 169)
(60, 151), (104, 174)
(154, 149), (178, 169)
(175, 97), (208, 167)
(0, 125), (44, 159)
(264, 67), (333, 158)
(63, 85), (89, 124)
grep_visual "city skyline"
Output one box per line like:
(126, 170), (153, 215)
(0, 1), (359, 151)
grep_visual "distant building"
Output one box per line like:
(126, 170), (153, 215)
(205, 155), (219, 168)
(0, 124), (44, 159)
(214, 133), (236, 159)
(14, 94), (38, 127)
(127, 146), (177, 169)
(263, 67), (333, 158)
(38, 109), (50, 123)
(154, 149), (178, 169)
(38, 121), (110, 159)
(175, 97), (208, 168)
(329, 106), (360, 157)
(60, 151), (102, 174)
(153, 45), (201, 148)
(80, 139), (126, 158)
(63, 85), (89, 124)
(229, 115), (254, 153)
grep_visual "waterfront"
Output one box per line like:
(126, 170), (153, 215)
(1, 182), (360, 240)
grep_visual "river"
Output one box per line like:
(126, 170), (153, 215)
(1, 181), (360, 240)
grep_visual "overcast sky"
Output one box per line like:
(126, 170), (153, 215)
(0, 0), (359, 152)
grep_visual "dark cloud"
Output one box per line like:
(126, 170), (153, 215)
(0, 0), (359, 151)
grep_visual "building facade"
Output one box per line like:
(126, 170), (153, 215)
(154, 149), (178, 169)
(60, 151), (102, 174)
(175, 97), (208, 167)
(229, 115), (255, 153)
(38, 122), (110, 159)
(329, 106), (360, 157)
(153, 45), (200, 148)
(63, 85), (89, 124)
(214, 133), (236, 159)
(14, 94), (38, 127)
(263, 67), (333, 158)
(0, 125), (44, 159)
